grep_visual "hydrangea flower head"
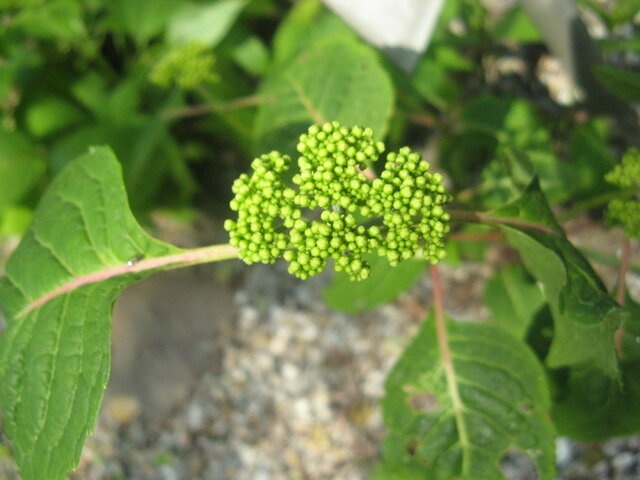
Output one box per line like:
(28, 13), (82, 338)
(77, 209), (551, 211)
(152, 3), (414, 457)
(225, 122), (451, 280)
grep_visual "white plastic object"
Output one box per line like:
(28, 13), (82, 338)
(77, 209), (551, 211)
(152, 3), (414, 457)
(322, 0), (446, 72)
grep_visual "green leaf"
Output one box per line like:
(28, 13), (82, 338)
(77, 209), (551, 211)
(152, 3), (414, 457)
(0, 206), (32, 236)
(567, 118), (616, 198)
(493, 6), (541, 43)
(323, 255), (426, 314)
(551, 362), (640, 440)
(593, 65), (640, 103)
(0, 129), (46, 209)
(110, 0), (183, 45)
(254, 38), (394, 155)
(611, 0), (640, 25)
(13, 0), (86, 43)
(370, 462), (425, 479)
(485, 264), (545, 339)
(550, 297), (640, 440)
(0, 147), (180, 480)
(167, 0), (247, 47)
(380, 316), (556, 479)
(493, 179), (625, 377)
(271, 0), (356, 65)
(232, 35), (270, 76)
(411, 56), (461, 110)
(25, 96), (84, 138)
(457, 95), (592, 205)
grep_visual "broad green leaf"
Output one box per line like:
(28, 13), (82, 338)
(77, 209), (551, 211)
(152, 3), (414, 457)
(323, 255), (426, 314)
(0, 130), (46, 209)
(380, 316), (555, 480)
(593, 65), (640, 103)
(493, 179), (625, 377)
(551, 362), (640, 440)
(167, 0), (247, 47)
(271, 0), (356, 65)
(370, 462), (425, 479)
(254, 37), (394, 155)
(0, 147), (180, 480)
(551, 298), (640, 440)
(485, 264), (545, 339)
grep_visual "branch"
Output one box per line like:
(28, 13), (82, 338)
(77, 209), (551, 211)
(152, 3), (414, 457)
(160, 95), (265, 120)
(18, 244), (239, 318)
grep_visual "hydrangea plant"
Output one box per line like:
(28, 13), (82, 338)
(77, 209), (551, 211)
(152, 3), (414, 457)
(224, 122), (451, 280)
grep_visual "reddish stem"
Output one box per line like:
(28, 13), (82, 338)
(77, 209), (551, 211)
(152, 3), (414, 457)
(18, 244), (239, 319)
(430, 264), (468, 447)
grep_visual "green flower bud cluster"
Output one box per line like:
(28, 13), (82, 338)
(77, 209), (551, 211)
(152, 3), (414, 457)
(606, 148), (640, 240)
(371, 147), (450, 265)
(225, 122), (451, 281)
(150, 42), (218, 89)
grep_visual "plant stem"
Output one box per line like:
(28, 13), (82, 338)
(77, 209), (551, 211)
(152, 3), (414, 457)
(160, 94), (265, 120)
(19, 244), (239, 318)
(430, 264), (469, 449)
(448, 209), (557, 235)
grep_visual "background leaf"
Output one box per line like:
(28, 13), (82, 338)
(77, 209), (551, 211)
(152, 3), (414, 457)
(110, 0), (182, 45)
(271, 0), (357, 65)
(593, 65), (640, 103)
(323, 255), (426, 314)
(493, 179), (625, 377)
(0, 147), (179, 480)
(378, 315), (556, 480)
(254, 37), (394, 155)
(550, 298), (640, 440)
(167, 0), (247, 47)
(485, 264), (545, 339)
(0, 130), (46, 209)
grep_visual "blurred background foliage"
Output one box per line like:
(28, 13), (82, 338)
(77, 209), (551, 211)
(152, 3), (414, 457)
(0, 0), (638, 243)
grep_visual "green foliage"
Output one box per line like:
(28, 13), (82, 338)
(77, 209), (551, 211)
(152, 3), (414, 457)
(0, 148), (179, 480)
(225, 122), (451, 281)
(166, 0), (247, 47)
(485, 264), (545, 339)
(494, 179), (626, 378)
(376, 316), (555, 480)
(0, 130), (45, 210)
(254, 37), (394, 155)
(492, 5), (541, 43)
(323, 254), (426, 314)
(1, 0), (640, 478)
(594, 65), (640, 103)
